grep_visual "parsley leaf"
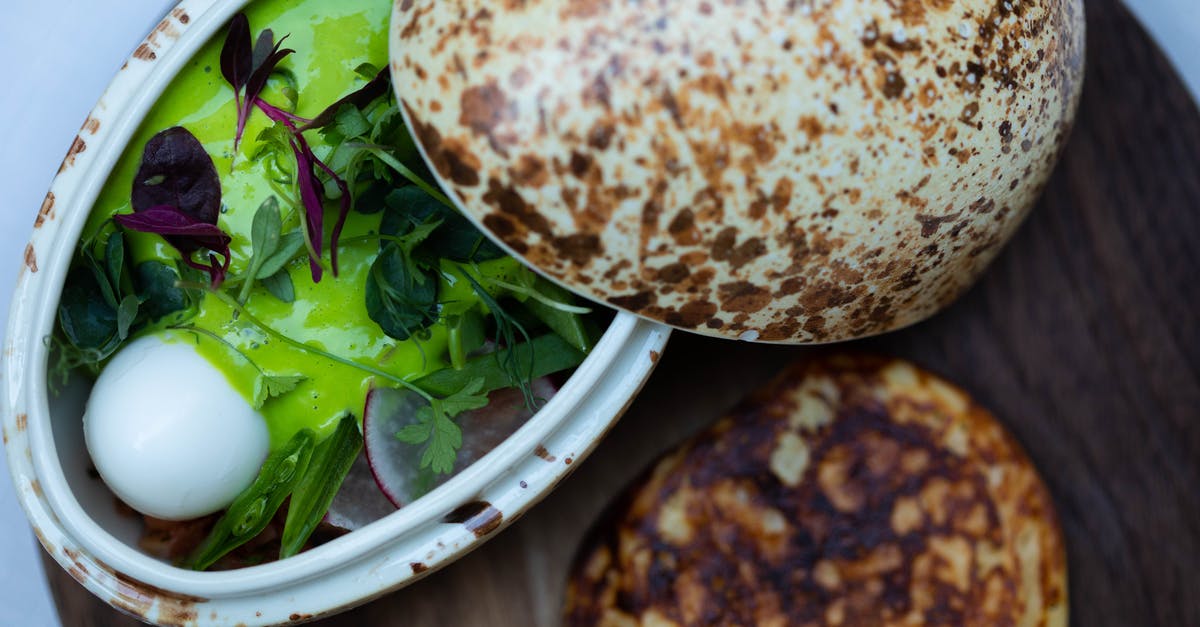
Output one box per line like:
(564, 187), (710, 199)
(395, 378), (488, 475)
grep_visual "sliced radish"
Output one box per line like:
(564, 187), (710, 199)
(323, 452), (397, 533)
(364, 377), (558, 508)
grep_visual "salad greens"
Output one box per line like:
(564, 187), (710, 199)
(50, 6), (602, 570)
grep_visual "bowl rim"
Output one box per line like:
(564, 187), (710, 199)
(1, 0), (669, 623)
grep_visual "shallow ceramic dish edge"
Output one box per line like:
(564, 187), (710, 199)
(1, 0), (669, 623)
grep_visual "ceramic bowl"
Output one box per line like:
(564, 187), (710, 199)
(1, 0), (668, 624)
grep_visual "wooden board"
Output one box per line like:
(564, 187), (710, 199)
(44, 0), (1200, 624)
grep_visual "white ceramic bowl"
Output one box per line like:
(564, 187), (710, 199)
(0, 1), (669, 624)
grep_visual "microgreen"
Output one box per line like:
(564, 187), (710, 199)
(221, 14), (295, 152)
(237, 196), (282, 303)
(254, 99), (353, 281)
(462, 272), (537, 408)
(297, 68), (390, 133)
(260, 270), (295, 303)
(130, 126), (222, 223)
(233, 195), (304, 303)
(114, 206), (232, 287)
(380, 186), (504, 263)
(117, 127), (231, 286)
(135, 261), (191, 321)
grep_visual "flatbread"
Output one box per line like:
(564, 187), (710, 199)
(565, 355), (1067, 626)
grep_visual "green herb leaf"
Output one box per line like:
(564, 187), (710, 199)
(438, 377), (490, 417)
(519, 275), (593, 353)
(252, 373), (306, 409)
(256, 231), (304, 279)
(238, 196), (282, 303)
(381, 186), (504, 263)
(115, 295), (139, 341)
(365, 242), (438, 341)
(261, 270), (295, 303)
(334, 104), (371, 139)
(394, 379), (487, 475)
(250, 196), (282, 260)
(419, 405), (462, 475)
(280, 414), (361, 558)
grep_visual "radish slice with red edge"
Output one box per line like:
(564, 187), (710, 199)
(322, 453), (397, 533)
(363, 378), (559, 508)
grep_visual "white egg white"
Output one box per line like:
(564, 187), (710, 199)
(83, 332), (269, 521)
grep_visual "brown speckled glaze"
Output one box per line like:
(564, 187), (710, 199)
(564, 355), (1067, 625)
(391, 0), (1084, 342)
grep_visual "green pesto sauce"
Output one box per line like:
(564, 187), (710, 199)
(84, 0), (519, 448)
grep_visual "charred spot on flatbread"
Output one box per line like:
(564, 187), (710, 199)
(565, 355), (1066, 627)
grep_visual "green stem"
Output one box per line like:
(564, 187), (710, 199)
(350, 144), (454, 208)
(169, 325), (265, 376)
(483, 278), (591, 314)
(182, 283), (433, 402)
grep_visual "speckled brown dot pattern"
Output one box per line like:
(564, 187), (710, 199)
(563, 355), (1067, 626)
(392, 0), (1084, 343)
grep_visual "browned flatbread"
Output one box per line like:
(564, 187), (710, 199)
(565, 355), (1067, 626)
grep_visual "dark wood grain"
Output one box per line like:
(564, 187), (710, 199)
(44, 0), (1200, 624)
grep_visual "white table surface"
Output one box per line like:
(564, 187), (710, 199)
(1, 1), (1196, 625)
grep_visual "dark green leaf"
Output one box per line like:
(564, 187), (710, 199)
(381, 186), (503, 262)
(104, 232), (126, 295)
(262, 270), (295, 303)
(365, 243), (438, 340)
(135, 261), (190, 321)
(414, 333), (585, 398)
(58, 268), (119, 354)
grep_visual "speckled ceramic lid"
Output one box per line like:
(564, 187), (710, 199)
(389, 0), (1084, 343)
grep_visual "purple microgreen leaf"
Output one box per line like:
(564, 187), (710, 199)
(251, 28), (275, 71)
(220, 15), (252, 153)
(255, 97), (351, 279)
(311, 155), (351, 277)
(235, 39), (294, 151)
(245, 38), (294, 113)
(256, 98), (325, 282)
(114, 206), (231, 287)
(293, 141), (325, 283)
(220, 14), (252, 91)
(131, 127), (222, 224)
(298, 69), (391, 133)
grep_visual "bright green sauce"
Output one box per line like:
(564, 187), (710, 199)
(84, 0), (519, 448)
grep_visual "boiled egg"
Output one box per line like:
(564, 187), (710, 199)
(84, 332), (269, 521)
